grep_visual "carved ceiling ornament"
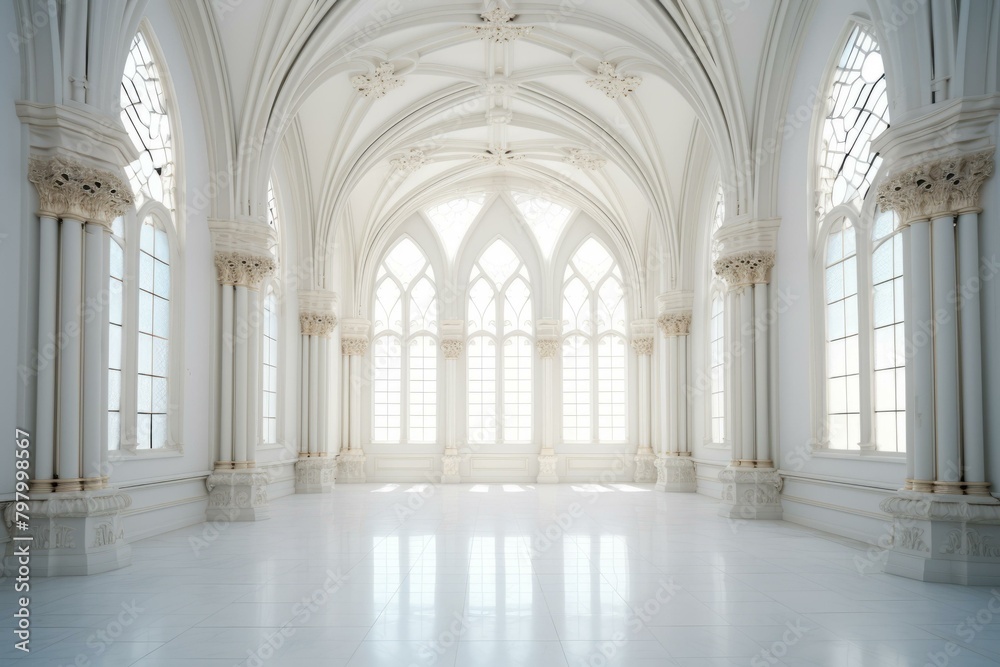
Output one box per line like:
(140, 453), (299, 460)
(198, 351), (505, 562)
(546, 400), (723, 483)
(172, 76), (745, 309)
(536, 337), (560, 359)
(630, 337), (654, 356)
(473, 146), (525, 167)
(713, 250), (775, 288)
(28, 156), (134, 226)
(877, 150), (994, 224)
(351, 62), (404, 99)
(564, 149), (607, 170)
(657, 312), (692, 337)
(440, 339), (464, 359)
(467, 6), (533, 43)
(389, 148), (428, 174)
(214, 251), (276, 289)
(300, 312), (338, 337)
(341, 335), (370, 357)
(586, 61), (642, 100)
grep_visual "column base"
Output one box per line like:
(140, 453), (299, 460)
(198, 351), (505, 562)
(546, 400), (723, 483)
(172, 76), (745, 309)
(338, 450), (367, 483)
(205, 469), (270, 521)
(880, 491), (1000, 585)
(633, 447), (657, 483)
(1, 488), (132, 576)
(537, 449), (558, 484)
(717, 465), (783, 520)
(441, 449), (462, 484)
(655, 455), (696, 492)
(295, 457), (337, 494)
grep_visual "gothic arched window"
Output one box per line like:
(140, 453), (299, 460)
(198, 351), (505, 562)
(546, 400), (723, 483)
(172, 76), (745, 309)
(562, 239), (626, 443)
(467, 239), (533, 444)
(372, 238), (438, 443)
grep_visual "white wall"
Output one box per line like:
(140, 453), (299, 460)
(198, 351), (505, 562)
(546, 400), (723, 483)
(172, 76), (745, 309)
(0, 0), (29, 502)
(773, 0), (905, 541)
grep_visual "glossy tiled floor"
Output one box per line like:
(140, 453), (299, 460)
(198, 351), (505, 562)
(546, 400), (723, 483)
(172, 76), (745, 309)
(4, 483), (1000, 666)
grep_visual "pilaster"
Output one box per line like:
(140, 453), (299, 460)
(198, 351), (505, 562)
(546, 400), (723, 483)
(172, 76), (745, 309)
(440, 320), (464, 483)
(296, 290), (338, 493)
(338, 318), (370, 483)
(536, 319), (560, 483)
(712, 219), (780, 519)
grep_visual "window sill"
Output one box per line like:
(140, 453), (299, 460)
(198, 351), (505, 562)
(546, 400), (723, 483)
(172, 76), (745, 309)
(109, 446), (184, 461)
(807, 448), (906, 463)
(702, 441), (729, 451)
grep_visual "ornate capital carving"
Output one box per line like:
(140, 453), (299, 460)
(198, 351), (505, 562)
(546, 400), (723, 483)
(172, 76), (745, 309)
(300, 312), (337, 337)
(713, 250), (775, 288)
(877, 150), (994, 223)
(630, 337), (654, 356)
(441, 339), (463, 359)
(657, 312), (691, 337)
(214, 251), (276, 289)
(536, 337), (560, 359)
(28, 156), (133, 225)
(341, 335), (369, 356)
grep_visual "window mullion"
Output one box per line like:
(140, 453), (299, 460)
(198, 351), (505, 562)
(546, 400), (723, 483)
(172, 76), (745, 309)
(401, 289), (410, 445)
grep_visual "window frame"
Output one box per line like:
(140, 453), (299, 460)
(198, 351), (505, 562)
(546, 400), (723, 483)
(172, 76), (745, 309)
(110, 21), (185, 459)
(560, 236), (628, 445)
(370, 236), (440, 445)
(466, 237), (534, 446)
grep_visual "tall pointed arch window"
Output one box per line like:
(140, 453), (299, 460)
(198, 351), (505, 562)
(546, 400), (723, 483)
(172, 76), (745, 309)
(562, 239), (626, 443)
(815, 23), (899, 451)
(708, 184), (726, 444)
(467, 239), (533, 444)
(871, 209), (905, 451)
(118, 27), (177, 450)
(818, 23), (888, 218)
(372, 239), (438, 443)
(261, 178), (280, 445)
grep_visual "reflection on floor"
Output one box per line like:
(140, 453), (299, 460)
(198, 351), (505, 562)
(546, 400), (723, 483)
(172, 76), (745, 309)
(4, 483), (1000, 666)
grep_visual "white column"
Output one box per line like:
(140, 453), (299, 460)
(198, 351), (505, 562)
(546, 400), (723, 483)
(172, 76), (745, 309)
(338, 320), (370, 483)
(753, 282), (770, 464)
(341, 355), (350, 449)
(296, 307), (339, 493)
(631, 320), (656, 483)
(535, 319), (560, 484)
(318, 336), (329, 454)
(441, 323), (464, 483)
(909, 218), (935, 492)
(18, 155), (135, 575)
(739, 287), (755, 465)
(246, 288), (261, 467)
(309, 335), (320, 456)
(654, 310), (694, 492)
(902, 226), (915, 487)
(932, 213), (961, 490)
(299, 333), (309, 456)
(713, 249), (780, 518)
(219, 285), (234, 467)
(33, 215), (58, 490)
(233, 284), (249, 467)
(57, 217), (84, 490)
(677, 334), (688, 454)
(957, 210), (985, 486)
(82, 222), (106, 487)
(666, 336), (678, 453)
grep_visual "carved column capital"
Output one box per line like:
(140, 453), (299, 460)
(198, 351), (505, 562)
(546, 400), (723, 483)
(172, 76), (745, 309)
(214, 251), (276, 289)
(713, 250), (775, 289)
(630, 337), (654, 356)
(341, 335), (369, 356)
(877, 149), (994, 223)
(300, 312), (337, 337)
(657, 312), (692, 337)
(441, 339), (463, 359)
(536, 337), (560, 359)
(28, 156), (133, 225)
